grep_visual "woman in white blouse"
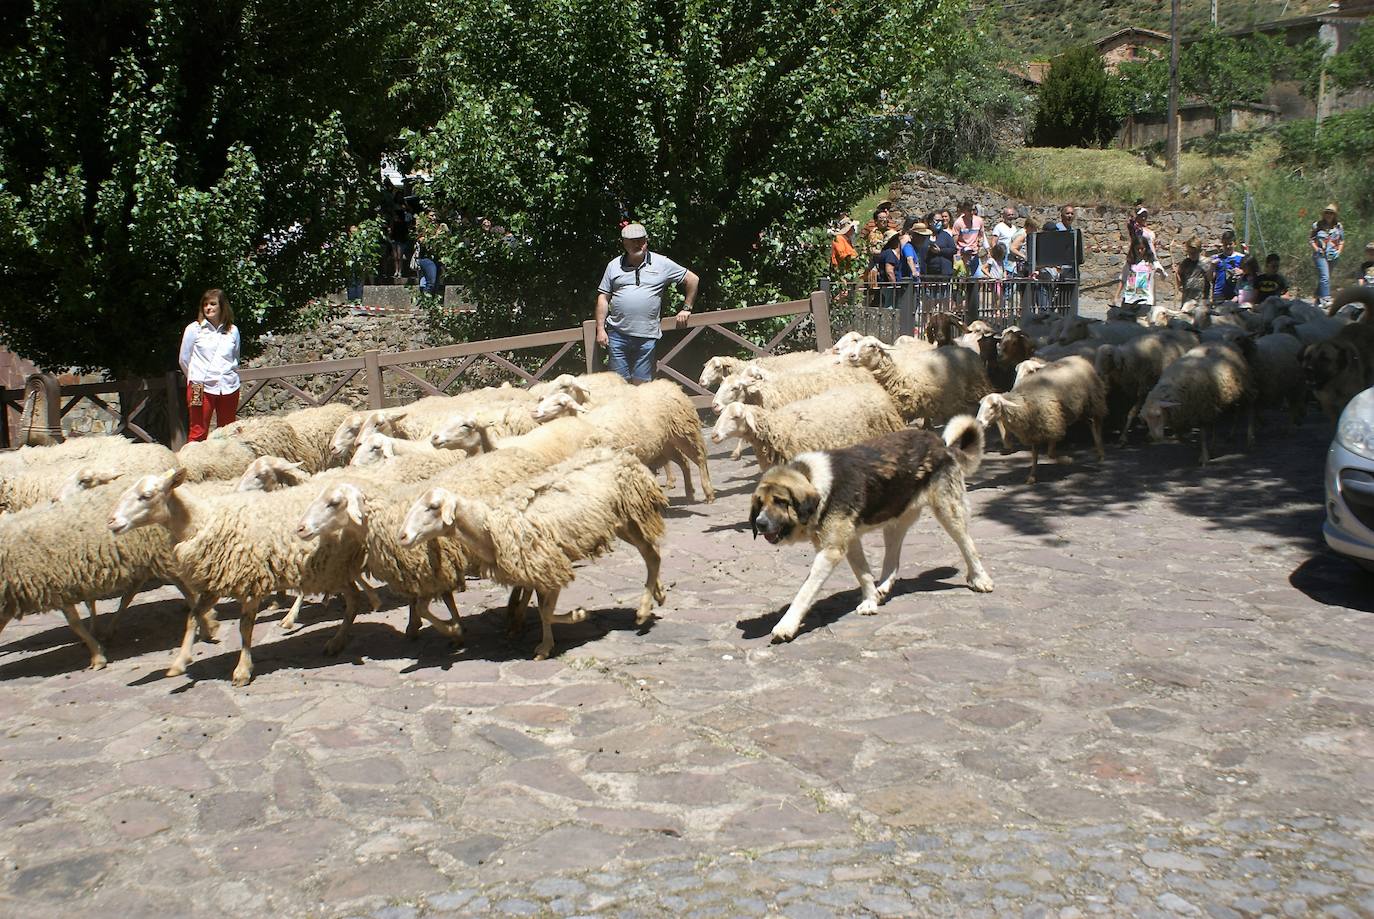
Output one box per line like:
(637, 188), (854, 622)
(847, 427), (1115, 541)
(178, 289), (241, 441)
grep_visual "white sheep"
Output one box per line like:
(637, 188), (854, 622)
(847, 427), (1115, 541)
(976, 355), (1107, 484)
(218, 402), (354, 473)
(1093, 329), (1197, 445)
(428, 404), (537, 450)
(1250, 332), (1306, 427)
(0, 482), (197, 671)
(530, 380), (714, 503)
(1142, 342), (1255, 465)
(710, 384), (903, 467)
(398, 447), (668, 660)
(527, 372), (628, 403)
(843, 336), (993, 427)
(711, 366), (871, 414)
(0, 441), (178, 514)
(698, 351), (829, 390)
(356, 388), (537, 445)
(176, 437), (259, 483)
(109, 467), (368, 685)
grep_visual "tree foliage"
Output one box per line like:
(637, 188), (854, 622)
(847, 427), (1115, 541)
(1326, 20), (1374, 93)
(0, 0), (402, 375)
(1029, 46), (1120, 147)
(399, 0), (966, 331)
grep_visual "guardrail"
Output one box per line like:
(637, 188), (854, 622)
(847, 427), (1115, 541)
(3, 290), (832, 447)
(834, 277), (1078, 342)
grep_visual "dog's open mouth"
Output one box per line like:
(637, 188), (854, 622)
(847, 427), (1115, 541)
(763, 531), (781, 544)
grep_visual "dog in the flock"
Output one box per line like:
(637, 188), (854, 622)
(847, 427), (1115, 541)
(1301, 317), (1374, 422)
(750, 418), (994, 643)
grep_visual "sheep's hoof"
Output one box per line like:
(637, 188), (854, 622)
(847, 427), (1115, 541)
(568, 607), (588, 624)
(855, 599), (880, 616)
(653, 584), (667, 605)
(635, 608), (658, 627)
(969, 572), (995, 593)
(231, 668), (253, 688)
(1024, 475), (1037, 485)
(405, 624), (421, 641)
(166, 662), (187, 678)
(874, 583), (893, 603)
(199, 621), (220, 641)
(324, 636), (347, 656)
(533, 643), (553, 661)
(89, 655), (108, 671)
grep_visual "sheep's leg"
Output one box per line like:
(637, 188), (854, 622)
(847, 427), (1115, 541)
(231, 598), (263, 687)
(693, 441), (715, 504)
(505, 587), (532, 636)
(439, 591), (464, 644)
(167, 594), (216, 677)
(620, 524), (666, 625)
(771, 545), (844, 643)
(278, 593), (306, 632)
(412, 596), (462, 641)
(405, 600), (422, 640)
(1244, 402), (1255, 450)
(1090, 416), (1105, 461)
(61, 605), (107, 671)
(357, 578), (381, 611)
(660, 462), (677, 490)
(1119, 399), (1145, 446)
(1199, 426), (1211, 465)
(323, 587), (361, 657)
(533, 587), (564, 661)
(674, 452), (696, 503)
(997, 421), (1015, 454)
(847, 540), (882, 616)
(1026, 445), (1040, 485)
(730, 439), (745, 461)
(929, 493), (995, 593)
(875, 516), (917, 602)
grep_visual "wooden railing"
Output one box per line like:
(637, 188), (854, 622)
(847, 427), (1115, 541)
(2, 290), (832, 447)
(1, 373), (187, 450)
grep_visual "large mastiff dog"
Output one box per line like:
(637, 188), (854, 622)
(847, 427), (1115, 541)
(750, 417), (994, 643)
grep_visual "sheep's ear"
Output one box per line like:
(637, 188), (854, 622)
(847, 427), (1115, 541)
(162, 466), (186, 490)
(569, 380), (591, 403)
(377, 408), (407, 424)
(343, 487), (366, 526)
(741, 406), (760, 435)
(570, 399), (589, 414)
(1157, 399), (1182, 410)
(439, 491), (457, 528)
(748, 494), (762, 540)
(379, 438), (397, 458)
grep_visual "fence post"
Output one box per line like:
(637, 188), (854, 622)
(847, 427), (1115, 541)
(21, 373), (64, 446)
(810, 290), (833, 351)
(899, 280), (916, 339)
(582, 320), (598, 373)
(363, 349), (384, 410)
(165, 371), (187, 451)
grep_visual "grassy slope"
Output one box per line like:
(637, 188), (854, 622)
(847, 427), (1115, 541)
(993, 0), (1330, 58)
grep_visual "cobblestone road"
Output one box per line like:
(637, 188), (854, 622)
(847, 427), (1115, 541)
(1, 419), (1372, 918)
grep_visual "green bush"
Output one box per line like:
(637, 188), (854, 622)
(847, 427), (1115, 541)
(1029, 46), (1120, 148)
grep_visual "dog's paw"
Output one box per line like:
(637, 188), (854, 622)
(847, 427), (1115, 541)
(770, 624), (798, 643)
(968, 572), (995, 593)
(855, 598), (880, 616)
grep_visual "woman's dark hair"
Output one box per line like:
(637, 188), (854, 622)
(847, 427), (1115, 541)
(992, 242), (1007, 260)
(883, 233), (902, 252)
(197, 289), (234, 332)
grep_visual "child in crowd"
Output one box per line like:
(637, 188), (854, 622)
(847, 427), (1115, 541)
(1114, 236), (1164, 320)
(1175, 236), (1209, 306)
(1236, 255), (1260, 305)
(1253, 253), (1290, 301)
(1360, 241), (1374, 286)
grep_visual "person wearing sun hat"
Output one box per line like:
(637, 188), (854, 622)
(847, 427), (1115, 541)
(1310, 203), (1344, 306)
(830, 214), (859, 270)
(594, 222), (699, 384)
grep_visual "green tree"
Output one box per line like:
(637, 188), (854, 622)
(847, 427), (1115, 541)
(1326, 20), (1374, 92)
(400, 0), (968, 333)
(0, 0), (403, 375)
(1029, 46), (1120, 148)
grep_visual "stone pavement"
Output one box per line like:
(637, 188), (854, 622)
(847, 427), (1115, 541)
(1, 419), (1373, 918)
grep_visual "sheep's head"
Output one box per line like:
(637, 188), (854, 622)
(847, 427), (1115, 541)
(1141, 392), (1178, 442)
(740, 364), (770, 382)
(399, 487), (458, 547)
(699, 357), (732, 389)
(357, 408), (408, 442)
(711, 374), (751, 413)
(1093, 344), (1119, 381)
(329, 413), (368, 459)
(532, 392), (585, 423)
(238, 456), (307, 492)
(109, 467), (186, 534)
(431, 414), (483, 453)
(551, 375), (593, 404)
(831, 331), (865, 357)
(711, 402), (755, 443)
(350, 433), (398, 467)
(975, 393), (1005, 428)
(1013, 358), (1047, 388)
(844, 336), (889, 369)
(58, 467), (122, 501)
(298, 483), (366, 540)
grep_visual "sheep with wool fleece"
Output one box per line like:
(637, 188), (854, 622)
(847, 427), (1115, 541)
(843, 336), (993, 426)
(531, 380), (714, 503)
(527, 371), (628, 403)
(1, 440), (178, 514)
(428, 403), (537, 449)
(436, 414), (601, 467)
(1093, 329), (1197, 445)
(356, 388), (538, 445)
(976, 355), (1107, 484)
(698, 351), (832, 390)
(0, 435), (131, 484)
(176, 437), (258, 483)
(710, 366), (871, 414)
(710, 384), (903, 467)
(1142, 341), (1255, 465)
(1273, 314), (1350, 346)
(398, 447), (668, 661)
(108, 467), (367, 685)
(217, 402), (354, 473)
(0, 481), (198, 671)
(1249, 332), (1307, 427)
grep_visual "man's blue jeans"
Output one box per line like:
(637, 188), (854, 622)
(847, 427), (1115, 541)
(418, 258), (439, 294)
(1315, 254), (1332, 300)
(606, 329), (655, 382)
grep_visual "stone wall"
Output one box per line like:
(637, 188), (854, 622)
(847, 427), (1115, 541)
(886, 169), (1235, 297)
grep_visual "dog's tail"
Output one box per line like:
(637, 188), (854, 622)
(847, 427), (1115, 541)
(943, 414), (984, 476)
(1330, 285), (1374, 319)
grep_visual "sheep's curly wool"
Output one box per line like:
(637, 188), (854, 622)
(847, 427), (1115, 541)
(1144, 342), (1253, 435)
(990, 356), (1106, 449)
(0, 441), (177, 513)
(177, 438), (258, 483)
(577, 380), (713, 501)
(218, 403), (354, 473)
(857, 345), (992, 425)
(726, 384), (903, 466)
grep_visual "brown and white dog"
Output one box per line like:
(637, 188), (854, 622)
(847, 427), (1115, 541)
(1301, 319), (1374, 422)
(750, 418), (994, 643)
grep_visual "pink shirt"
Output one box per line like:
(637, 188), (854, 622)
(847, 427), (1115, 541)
(952, 215), (985, 255)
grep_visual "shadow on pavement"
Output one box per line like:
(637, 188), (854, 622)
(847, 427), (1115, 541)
(736, 565), (963, 641)
(1290, 552), (1374, 613)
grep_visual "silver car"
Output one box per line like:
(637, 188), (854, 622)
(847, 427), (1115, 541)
(1325, 386), (1374, 573)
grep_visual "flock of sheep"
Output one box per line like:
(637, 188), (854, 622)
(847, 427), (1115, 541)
(1, 289), (1368, 685)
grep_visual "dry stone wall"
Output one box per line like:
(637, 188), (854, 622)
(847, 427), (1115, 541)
(887, 169), (1236, 297)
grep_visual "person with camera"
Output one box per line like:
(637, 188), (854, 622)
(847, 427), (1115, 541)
(178, 288), (241, 442)
(594, 223), (698, 384)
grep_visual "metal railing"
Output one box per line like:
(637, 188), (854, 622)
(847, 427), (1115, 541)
(833, 276), (1078, 342)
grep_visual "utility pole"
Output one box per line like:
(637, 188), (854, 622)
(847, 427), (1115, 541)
(1211, 0), (1218, 26)
(1167, 0), (1181, 187)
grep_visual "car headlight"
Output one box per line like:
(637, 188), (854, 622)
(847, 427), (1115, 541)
(1337, 387), (1374, 461)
